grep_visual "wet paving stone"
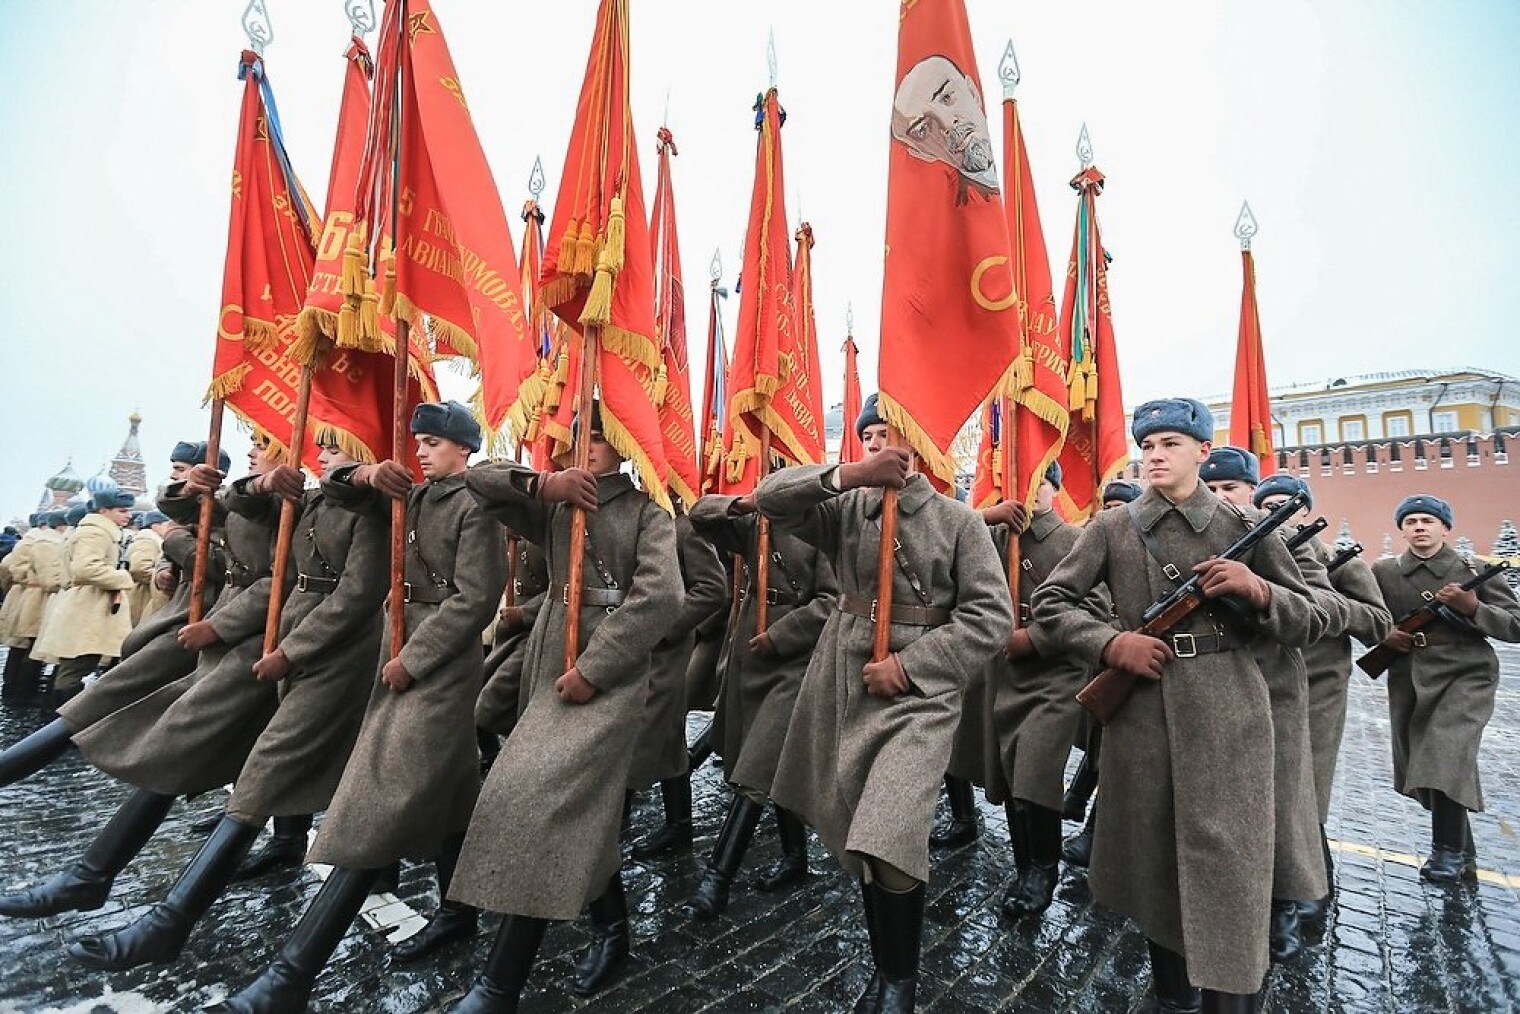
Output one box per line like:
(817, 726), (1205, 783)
(1, 644), (1518, 1011)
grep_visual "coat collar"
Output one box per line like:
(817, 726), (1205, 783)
(862, 473), (936, 519)
(1400, 544), (1460, 577)
(1131, 481), (1218, 533)
(1028, 508), (1062, 541)
(595, 471), (635, 505)
(422, 470), (469, 503)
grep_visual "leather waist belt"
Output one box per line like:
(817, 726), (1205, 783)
(550, 583), (627, 608)
(512, 579), (548, 600)
(837, 594), (950, 628)
(1167, 630), (1246, 659)
(294, 574), (338, 594)
(226, 569), (263, 589)
(402, 581), (456, 605)
(1411, 627), (1472, 648)
(742, 586), (802, 607)
(1018, 603), (1032, 624)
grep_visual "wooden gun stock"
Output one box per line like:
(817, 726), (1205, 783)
(1355, 560), (1510, 679)
(1075, 592), (1202, 724)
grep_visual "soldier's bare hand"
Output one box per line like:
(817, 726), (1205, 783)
(1102, 631), (1172, 679)
(177, 620), (221, 652)
(554, 667), (597, 704)
(1193, 558), (1272, 610)
(253, 648), (293, 682)
(838, 448), (912, 491)
(1434, 583), (1481, 617)
(380, 655), (414, 693)
(982, 500), (1030, 534)
(747, 632), (777, 658)
(537, 469), (598, 511)
(862, 653), (910, 698)
(1382, 628), (1415, 654)
(184, 465), (225, 497)
(255, 465), (306, 501)
(1004, 628), (1037, 660)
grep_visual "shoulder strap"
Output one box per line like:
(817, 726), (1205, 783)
(1126, 500), (1184, 587)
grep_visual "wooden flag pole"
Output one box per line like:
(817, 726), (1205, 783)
(261, 365), (314, 654)
(871, 428), (902, 663)
(754, 427), (773, 631)
(1002, 394), (1022, 615)
(387, 319), (410, 660)
(562, 324), (600, 674)
(504, 440), (523, 609)
(188, 400), (226, 624)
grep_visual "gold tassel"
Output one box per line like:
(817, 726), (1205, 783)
(579, 252), (614, 325)
(604, 195), (625, 275)
(337, 300), (358, 348)
(572, 220), (596, 278)
(378, 263), (397, 317)
(558, 218), (580, 273)
(340, 228), (367, 298)
(360, 288), (380, 347)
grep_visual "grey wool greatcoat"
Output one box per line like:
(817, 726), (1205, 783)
(758, 469), (1011, 885)
(691, 494), (837, 796)
(1300, 542), (1391, 821)
(57, 494), (229, 733)
(1371, 545), (1520, 812)
(474, 539), (550, 737)
(448, 464), (679, 920)
(306, 468), (505, 868)
(626, 511), (728, 790)
(1029, 483), (1327, 995)
(978, 511), (1101, 810)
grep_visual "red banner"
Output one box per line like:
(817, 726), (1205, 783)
(1230, 249), (1275, 474)
(840, 335), (864, 464)
(780, 223), (827, 467)
(651, 127), (701, 504)
(878, 0), (1020, 484)
(698, 283), (729, 494)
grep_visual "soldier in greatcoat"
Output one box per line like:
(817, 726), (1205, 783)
(1253, 474), (1391, 919)
(625, 501), (727, 858)
(756, 394), (1012, 1012)
(125, 511), (165, 626)
(1031, 399), (1327, 1011)
(60, 439), (389, 971)
(446, 404), (680, 1009)
(1369, 494), (1520, 883)
(0, 510), (69, 703)
(675, 478), (838, 919)
(215, 402), (503, 1013)
(0, 515), (45, 702)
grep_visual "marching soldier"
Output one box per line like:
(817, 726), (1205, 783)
(1032, 399), (1326, 1012)
(124, 510), (164, 626)
(0, 510), (69, 705)
(1369, 494), (1520, 883)
(136, 510), (178, 624)
(0, 515), (47, 703)
(755, 394), (1011, 1012)
(1253, 474), (1391, 917)
(446, 403), (680, 1007)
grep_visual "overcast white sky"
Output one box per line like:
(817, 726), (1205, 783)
(2, 0), (1517, 518)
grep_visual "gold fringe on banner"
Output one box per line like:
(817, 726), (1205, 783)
(311, 423), (379, 464)
(603, 195), (625, 275)
(877, 392), (959, 487)
(579, 246), (615, 325)
(558, 218), (580, 275)
(572, 220), (596, 278)
(204, 363), (252, 404)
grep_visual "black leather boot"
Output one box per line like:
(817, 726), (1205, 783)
(477, 726), (500, 775)
(1062, 745), (1100, 821)
(1145, 939), (1201, 1013)
(0, 788), (174, 917)
(687, 720), (715, 770)
(1420, 792), (1474, 884)
(455, 914), (549, 1013)
(854, 879), (884, 1014)
(1200, 990), (1257, 1013)
(757, 805), (808, 891)
(865, 880), (924, 1013)
(679, 795), (763, 920)
(1268, 900), (1302, 962)
(928, 775), (978, 849)
(374, 860), (401, 895)
(1005, 802), (1028, 873)
(571, 871), (629, 995)
(0, 717), (75, 786)
(631, 774), (693, 858)
(1297, 825), (1332, 921)
(232, 814), (312, 881)
(1, 646), (28, 701)
(1002, 803), (1060, 919)
(68, 816), (260, 970)
(392, 833), (478, 964)
(211, 866), (379, 1012)
(1063, 798), (1096, 868)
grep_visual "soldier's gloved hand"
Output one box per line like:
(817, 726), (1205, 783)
(862, 652), (910, 699)
(731, 495), (759, 516)
(537, 469), (598, 511)
(153, 567), (178, 594)
(838, 448), (912, 491)
(1004, 628), (1037, 660)
(1381, 628), (1415, 654)
(183, 465), (225, 497)
(381, 655), (414, 693)
(253, 465), (306, 501)
(498, 605), (526, 636)
(554, 666), (597, 704)
(1193, 558), (1272, 610)
(747, 632), (777, 658)
(982, 500), (1030, 533)
(352, 460), (414, 501)
(1434, 583), (1481, 617)
(252, 648), (293, 682)
(177, 620), (222, 652)
(1101, 631), (1172, 679)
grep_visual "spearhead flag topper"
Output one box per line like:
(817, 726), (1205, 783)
(1230, 204), (1275, 475)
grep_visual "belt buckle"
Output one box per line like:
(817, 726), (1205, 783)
(402, 582), (413, 603)
(1412, 631), (1428, 648)
(1172, 632), (1198, 658)
(295, 574), (309, 593)
(869, 598), (879, 623)
(561, 585), (571, 605)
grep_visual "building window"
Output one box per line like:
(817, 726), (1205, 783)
(1300, 422), (1323, 446)
(1385, 414), (1410, 438)
(1432, 410), (1458, 433)
(1342, 447), (1355, 474)
(1297, 449), (1309, 477)
(1320, 449), (1333, 476)
(1440, 438), (1454, 469)
(1496, 433), (1508, 466)
(1389, 442), (1402, 472)
(1341, 419), (1365, 442)
(1468, 438), (1480, 466)
(1414, 438), (1428, 470)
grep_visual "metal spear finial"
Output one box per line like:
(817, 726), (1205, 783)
(242, 0), (273, 53)
(1235, 200), (1258, 251)
(710, 249), (723, 286)
(846, 302), (855, 337)
(344, 0), (376, 36)
(1076, 122), (1094, 168)
(767, 28), (778, 88)
(999, 40), (1020, 98)
(528, 156), (545, 199)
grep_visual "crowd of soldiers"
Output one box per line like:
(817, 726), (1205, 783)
(0, 392), (1516, 1014)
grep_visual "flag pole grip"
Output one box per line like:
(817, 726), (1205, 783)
(563, 324), (600, 675)
(262, 365), (313, 656)
(188, 400), (226, 625)
(387, 318), (410, 660)
(871, 428), (901, 663)
(755, 427), (773, 631)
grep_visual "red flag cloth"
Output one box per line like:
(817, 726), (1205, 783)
(840, 336), (864, 464)
(1230, 249), (1274, 474)
(496, 197), (558, 458)
(650, 127), (701, 504)
(1054, 167), (1128, 520)
(970, 399), (1001, 508)
(779, 223), (827, 466)
(206, 50), (321, 471)
(698, 283), (729, 494)
(539, 0), (670, 511)
(1002, 94), (1067, 508)
(878, 0), (1020, 485)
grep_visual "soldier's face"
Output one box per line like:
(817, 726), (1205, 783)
(1400, 513), (1446, 554)
(99, 506), (131, 527)
(248, 440), (279, 477)
(1140, 434), (1208, 494)
(415, 435), (470, 479)
(587, 433), (624, 476)
(169, 461), (192, 482)
(1035, 480), (1056, 511)
(316, 444), (355, 478)
(861, 423), (890, 456)
(1205, 479), (1255, 507)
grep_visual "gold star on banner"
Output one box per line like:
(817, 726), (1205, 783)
(407, 11), (434, 42)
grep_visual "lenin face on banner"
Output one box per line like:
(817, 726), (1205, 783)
(891, 55), (998, 203)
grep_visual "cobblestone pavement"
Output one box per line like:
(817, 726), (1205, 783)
(1, 645), (1518, 1013)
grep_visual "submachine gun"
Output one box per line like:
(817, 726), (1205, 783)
(1354, 560), (1510, 679)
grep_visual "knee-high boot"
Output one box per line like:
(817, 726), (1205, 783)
(756, 805), (808, 891)
(928, 775), (979, 849)
(1062, 796), (1097, 868)
(0, 717), (75, 786)
(454, 914), (549, 1013)
(232, 814), (312, 880)
(853, 879), (884, 1014)
(679, 795), (763, 920)
(865, 880), (924, 1013)
(1421, 792), (1475, 883)
(211, 866), (380, 1012)
(68, 815), (261, 970)
(1200, 989), (1257, 1013)
(1, 646), (29, 701)
(631, 773), (693, 858)
(571, 870), (629, 995)
(1146, 939), (1201, 1013)
(1062, 743), (1100, 821)
(392, 832), (478, 963)
(1002, 802), (1060, 919)
(0, 788), (174, 917)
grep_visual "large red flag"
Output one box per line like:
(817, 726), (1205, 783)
(1230, 245), (1275, 474)
(840, 334), (864, 464)
(782, 223), (827, 466)
(498, 190), (561, 458)
(650, 127), (701, 504)
(1054, 166), (1128, 519)
(878, 0), (1020, 484)
(698, 277), (730, 493)
(539, 0), (671, 511)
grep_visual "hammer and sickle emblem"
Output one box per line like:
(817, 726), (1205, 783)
(971, 256), (1018, 312)
(218, 304), (245, 342)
